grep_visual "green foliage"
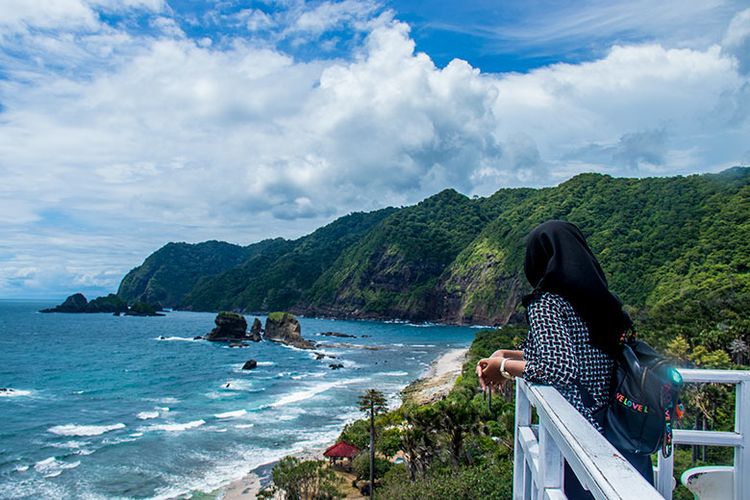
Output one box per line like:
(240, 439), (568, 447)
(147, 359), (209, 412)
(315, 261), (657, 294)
(351, 452), (391, 480)
(339, 419), (370, 450)
(271, 457), (343, 500)
(379, 461), (513, 500)
(129, 301), (158, 315)
(267, 311), (295, 323)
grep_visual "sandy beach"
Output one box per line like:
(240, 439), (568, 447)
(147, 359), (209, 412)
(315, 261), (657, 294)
(218, 347), (469, 499)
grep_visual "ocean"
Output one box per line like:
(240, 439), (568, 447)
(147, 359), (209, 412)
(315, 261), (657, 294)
(0, 300), (478, 499)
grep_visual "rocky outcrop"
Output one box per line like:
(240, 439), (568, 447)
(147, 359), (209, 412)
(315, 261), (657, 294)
(124, 301), (165, 316)
(41, 293), (130, 314)
(318, 331), (357, 338)
(206, 312), (248, 341)
(242, 360), (258, 370)
(249, 317), (263, 342)
(264, 312), (314, 349)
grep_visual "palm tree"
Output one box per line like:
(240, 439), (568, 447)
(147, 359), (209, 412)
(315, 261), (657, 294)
(358, 389), (387, 497)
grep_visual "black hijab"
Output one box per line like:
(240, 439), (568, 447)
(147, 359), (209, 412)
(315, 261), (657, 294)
(523, 220), (631, 355)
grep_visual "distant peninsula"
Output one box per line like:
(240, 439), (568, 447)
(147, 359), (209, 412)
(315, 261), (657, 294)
(41, 293), (164, 316)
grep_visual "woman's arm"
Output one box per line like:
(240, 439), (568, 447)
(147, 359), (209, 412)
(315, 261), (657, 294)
(490, 349), (524, 360)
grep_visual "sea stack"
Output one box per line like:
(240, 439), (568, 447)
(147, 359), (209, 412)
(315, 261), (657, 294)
(264, 312), (314, 349)
(206, 312), (248, 341)
(248, 317), (263, 342)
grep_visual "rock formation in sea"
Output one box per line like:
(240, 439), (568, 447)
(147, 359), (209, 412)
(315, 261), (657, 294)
(318, 331), (357, 338)
(124, 301), (165, 316)
(41, 293), (130, 314)
(242, 360), (258, 370)
(249, 317), (263, 342)
(206, 312), (248, 341)
(263, 312), (314, 349)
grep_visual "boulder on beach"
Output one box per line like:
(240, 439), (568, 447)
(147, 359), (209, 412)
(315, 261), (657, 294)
(242, 360), (258, 370)
(206, 312), (248, 341)
(264, 312), (314, 349)
(248, 317), (263, 342)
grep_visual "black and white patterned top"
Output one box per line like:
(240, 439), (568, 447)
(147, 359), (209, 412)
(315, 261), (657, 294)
(521, 292), (614, 431)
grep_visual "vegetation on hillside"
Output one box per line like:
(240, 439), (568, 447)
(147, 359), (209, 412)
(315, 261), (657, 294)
(118, 167), (749, 365)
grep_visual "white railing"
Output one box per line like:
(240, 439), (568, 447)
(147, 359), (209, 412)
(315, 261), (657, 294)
(655, 369), (750, 500)
(513, 368), (750, 500)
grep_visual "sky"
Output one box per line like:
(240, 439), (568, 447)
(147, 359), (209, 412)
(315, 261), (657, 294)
(1, 0), (749, 299)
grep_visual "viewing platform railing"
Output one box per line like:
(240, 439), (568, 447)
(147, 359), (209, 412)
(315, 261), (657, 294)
(513, 368), (750, 500)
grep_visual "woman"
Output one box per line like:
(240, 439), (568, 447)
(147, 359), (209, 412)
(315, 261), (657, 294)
(476, 220), (652, 498)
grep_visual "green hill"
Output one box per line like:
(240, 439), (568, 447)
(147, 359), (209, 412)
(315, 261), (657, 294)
(117, 168), (750, 352)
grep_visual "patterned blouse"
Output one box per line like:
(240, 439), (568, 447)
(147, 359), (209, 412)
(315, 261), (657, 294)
(521, 292), (614, 431)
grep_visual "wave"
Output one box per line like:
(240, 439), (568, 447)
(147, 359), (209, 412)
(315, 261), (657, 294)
(267, 378), (366, 409)
(33, 457), (81, 478)
(381, 371), (409, 377)
(0, 388), (32, 397)
(256, 361), (275, 366)
(234, 423), (254, 429)
(48, 423), (126, 437)
(155, 336), (196, 342)
(412, 344), (436, 347)
(215, 409), (247, 419)
(14, 465), (29, 473)
(143, 419), (205, 433)
(137, 411), (160, 420)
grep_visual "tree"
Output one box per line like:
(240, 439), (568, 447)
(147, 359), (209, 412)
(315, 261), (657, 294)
(272, 457), (343, 500)
(358, 389), (388, 497)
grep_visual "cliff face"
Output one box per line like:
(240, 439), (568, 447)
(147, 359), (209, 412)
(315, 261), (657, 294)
(116, 168), (750, 331)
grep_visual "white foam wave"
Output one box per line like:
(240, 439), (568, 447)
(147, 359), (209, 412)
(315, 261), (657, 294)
(381, 371), (409, 377)
(412, 344), (436, 347)
(156, 406), (170, 412)
(14, 465), (29, 472)
(256, 361), (274, 366)
(390, 343), (405, 347)
(234, 423), (254, 429)
(34, 457), (80, 478)
(215, 409), (247, 419)
(0, 388), (32, 397)
(155, 336), (196, 342)
(144, 419), (206, 432)
(268, 378), (366, 408)
(48, 423), (126, 437)
(137, 411), (160, 420)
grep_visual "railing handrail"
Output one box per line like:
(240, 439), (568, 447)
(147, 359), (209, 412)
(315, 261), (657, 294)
(514, 378), (661, 500)
(514, 368), (750, 500)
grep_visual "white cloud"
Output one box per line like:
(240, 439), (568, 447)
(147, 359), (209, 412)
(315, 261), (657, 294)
(0, 4), (748, 296)
(722, 8), (750, 73)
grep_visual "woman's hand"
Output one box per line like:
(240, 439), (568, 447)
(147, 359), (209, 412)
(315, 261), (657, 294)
(476, 356), (507, 392)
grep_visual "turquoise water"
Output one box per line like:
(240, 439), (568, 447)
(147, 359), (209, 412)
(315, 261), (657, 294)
(0, 300), (477, 499)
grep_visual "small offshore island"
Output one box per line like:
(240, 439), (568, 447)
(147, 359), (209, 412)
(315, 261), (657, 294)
(40, 293), (165, 316)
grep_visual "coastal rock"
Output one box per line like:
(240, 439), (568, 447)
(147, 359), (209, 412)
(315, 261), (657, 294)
(318, 331), (357, 338)
(41, 293), (131, 314)
(193, 335), (203, 340)
(206, 312), (248, 341)
(124, 301), (165, 317)
(242, 360), (258, 370)
(329, 363), (345, 370)
(248, 317), (263, 342)
(264, 312), (314, 349)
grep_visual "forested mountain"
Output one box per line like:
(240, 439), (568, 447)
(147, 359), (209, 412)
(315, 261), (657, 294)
(118, 167), (749, 351)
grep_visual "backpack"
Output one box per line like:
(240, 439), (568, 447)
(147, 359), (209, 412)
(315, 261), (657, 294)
(602, 339), (683, 457)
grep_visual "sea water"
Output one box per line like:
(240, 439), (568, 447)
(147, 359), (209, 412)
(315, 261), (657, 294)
(0, 300), (478, 499)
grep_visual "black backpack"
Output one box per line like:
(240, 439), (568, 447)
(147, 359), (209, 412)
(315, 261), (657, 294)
(603, 339), (683, 457)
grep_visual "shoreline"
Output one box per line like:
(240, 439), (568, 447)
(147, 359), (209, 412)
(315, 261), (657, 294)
(218, 347), (469, 499)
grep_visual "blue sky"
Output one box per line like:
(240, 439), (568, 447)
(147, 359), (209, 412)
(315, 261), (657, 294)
(0, 0), (749, 298)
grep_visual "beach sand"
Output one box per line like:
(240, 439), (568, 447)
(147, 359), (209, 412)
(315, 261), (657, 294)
(218, 347), (469, 499)
(400, 347), (468, 405)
